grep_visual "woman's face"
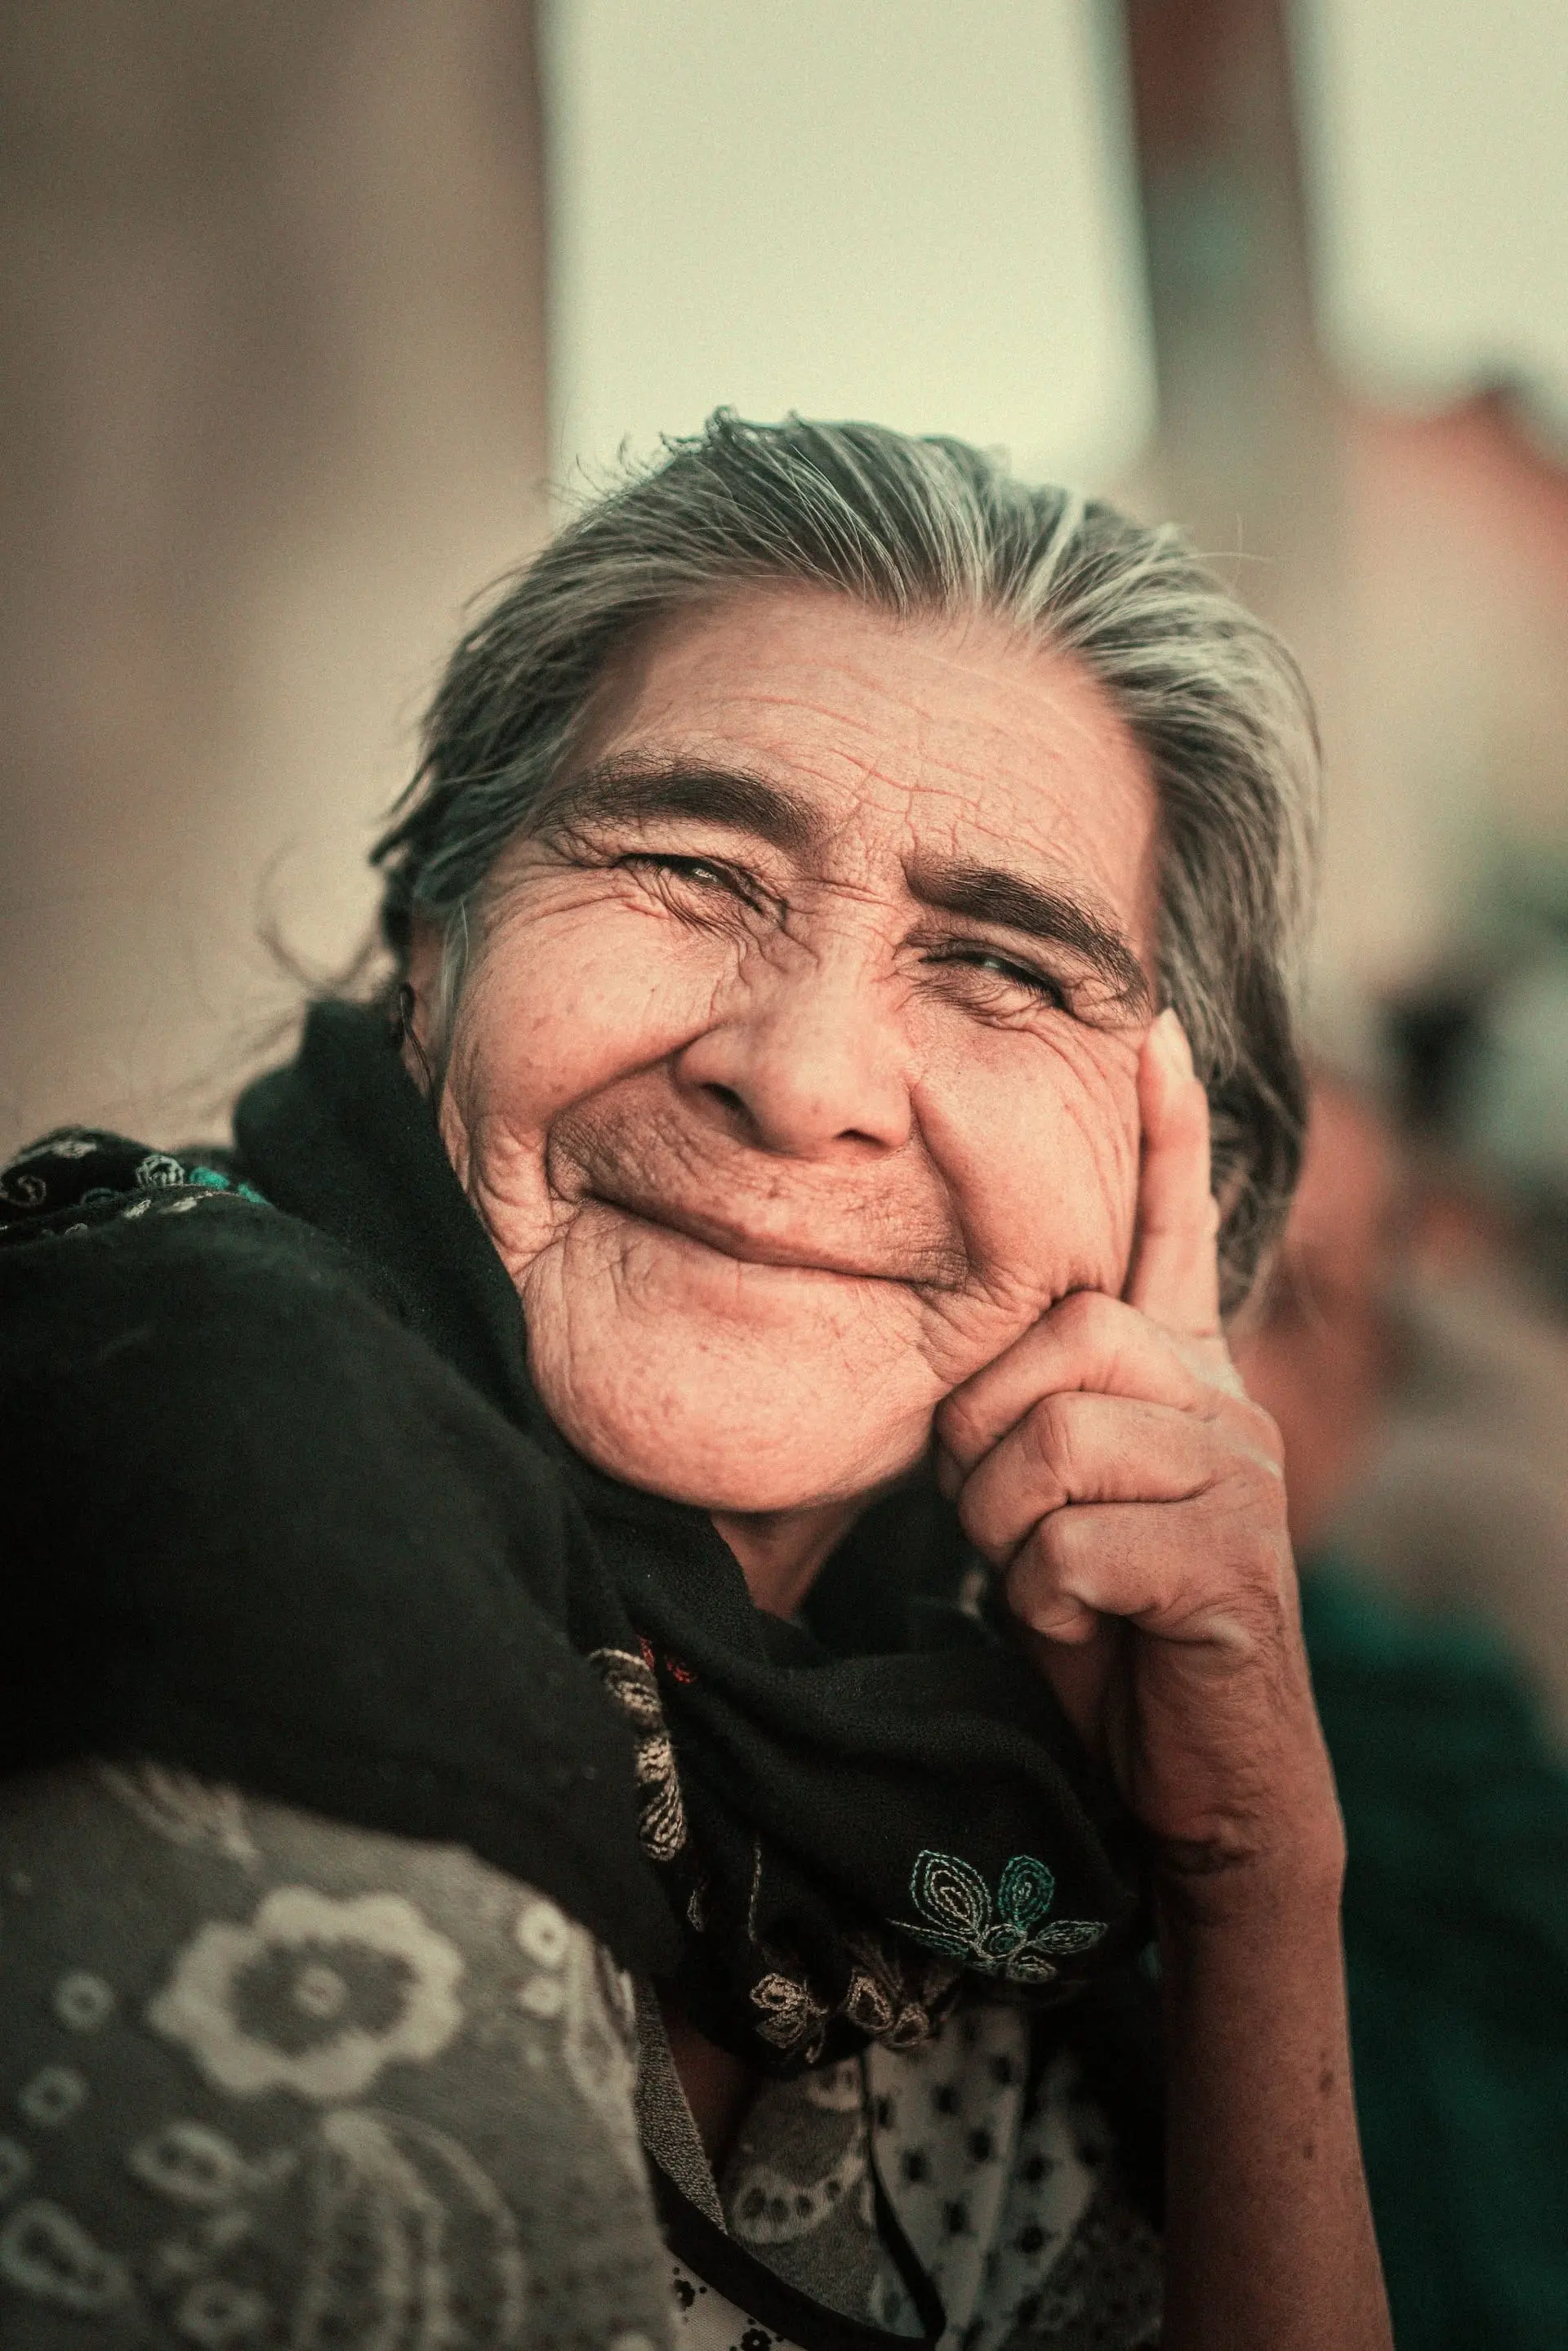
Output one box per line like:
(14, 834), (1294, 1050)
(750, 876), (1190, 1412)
(421, 587), (1160, 1512)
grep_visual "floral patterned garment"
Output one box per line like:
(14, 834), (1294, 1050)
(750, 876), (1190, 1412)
(0, 1752), (1158, 2351)
(0, 1759), (674, 2351)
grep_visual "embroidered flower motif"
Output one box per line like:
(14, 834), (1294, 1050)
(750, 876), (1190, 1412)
(0, 1167), (46, 1209)
(893, 1852), (1107, 1984)
(136, 1151), (188, 1190)
(148, 1888), (465, 2101)
(750, 1967), (831, 2063)
(842, 1931), (960, 2049)
(587, 1647), (688, 1861)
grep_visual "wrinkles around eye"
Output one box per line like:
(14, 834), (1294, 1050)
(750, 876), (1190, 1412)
(617, 849), (770, 911)
(546, 834), (1135, 1031)
(920, 944), (1071, 1015)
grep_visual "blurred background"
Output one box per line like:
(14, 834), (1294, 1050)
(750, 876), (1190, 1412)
(2, 0), (1566, 1684)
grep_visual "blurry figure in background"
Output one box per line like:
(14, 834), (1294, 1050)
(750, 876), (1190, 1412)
(1233, 1072), (1405, 1565)
(1236, 1069), (1568, 2351)
(1332, 960), (1568, 1741)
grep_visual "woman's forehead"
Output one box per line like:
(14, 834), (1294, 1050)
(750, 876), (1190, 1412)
(578, 584), (1160, 951)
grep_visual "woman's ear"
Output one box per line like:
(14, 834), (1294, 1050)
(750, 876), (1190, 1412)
(398, 917), (446, 1093)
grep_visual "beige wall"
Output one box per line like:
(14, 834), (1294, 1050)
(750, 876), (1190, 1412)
(0, 1), (549, 1155)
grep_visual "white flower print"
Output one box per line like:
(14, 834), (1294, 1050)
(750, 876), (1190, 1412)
(514, 1894), (572, 2016)
(148, 1888), (465, 2102)
(100, 1761), (258, 1866)
(515, 1895), (571, 1969)
(293, 2108), (525, 2349)
(517, 1973), (566, 2019)
(559, 1936), (642, 2180)
(54, 1970), (116, 2032)
(0, 2199), (133, 2314)
(129, 2121), (296, 2208)
(17, 2066), (88, 2128)
(174, 2277), (272, 2346)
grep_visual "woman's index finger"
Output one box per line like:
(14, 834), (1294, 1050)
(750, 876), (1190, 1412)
(1124, 1009), (1222, 1337)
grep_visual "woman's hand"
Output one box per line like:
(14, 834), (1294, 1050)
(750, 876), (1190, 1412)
(940, 1013), (1392, 2350)
(935, 1009), (1342, 1910)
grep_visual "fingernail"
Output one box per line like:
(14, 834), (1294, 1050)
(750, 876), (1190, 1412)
(1152, 1006), (1194, 1080)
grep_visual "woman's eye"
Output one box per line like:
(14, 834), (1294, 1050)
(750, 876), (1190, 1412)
(618, 850), (760, 916)
(623, 852), (733, 888)
(933, 947), (1070, 1011)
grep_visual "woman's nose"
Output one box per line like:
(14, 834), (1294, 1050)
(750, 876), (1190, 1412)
(674, 955), (913, 1158)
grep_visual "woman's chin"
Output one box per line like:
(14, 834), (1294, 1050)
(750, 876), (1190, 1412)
(526, 1340), (933, 1517)
(519, 1232), (943, 1514)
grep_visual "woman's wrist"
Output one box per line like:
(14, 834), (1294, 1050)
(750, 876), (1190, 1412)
(1152, 1814), (1347, 1939)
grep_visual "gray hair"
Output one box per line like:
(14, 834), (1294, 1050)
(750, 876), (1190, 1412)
(375, 412), (1319, 1311)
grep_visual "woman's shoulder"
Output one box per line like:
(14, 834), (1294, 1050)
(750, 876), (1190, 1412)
(0, 1758), (671, 2350)
(1, 1127), (268, 1236)
(0, 1120), (675, 1982)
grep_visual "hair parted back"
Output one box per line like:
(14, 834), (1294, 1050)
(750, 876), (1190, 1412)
(374, 410), (1319, 1311)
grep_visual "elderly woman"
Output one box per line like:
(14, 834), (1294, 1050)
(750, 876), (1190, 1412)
(0, 416), (1388, 2351)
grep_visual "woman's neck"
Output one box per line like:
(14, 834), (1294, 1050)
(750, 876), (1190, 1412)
(710, 1498), (864, 1618)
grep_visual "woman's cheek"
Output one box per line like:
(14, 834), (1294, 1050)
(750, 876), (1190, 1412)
(930, 1030), (1143, 1307)
(455, 900), (728, 1136)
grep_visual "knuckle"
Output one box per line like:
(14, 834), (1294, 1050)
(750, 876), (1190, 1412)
(1029, 1507), (1079, 1581)
(954, 1465), (1023, 1569)
(934, 1390), (984, 1464)
(1006, 1521), (1083, 1632)
(1061, 1289), (1140, 1358)
(1023, 1394), (1080, 1494)
(1202, 1390), (1286, 1471)
(1204, 1472), (1292, 1573)
(1054, 1289), (1108, 1342)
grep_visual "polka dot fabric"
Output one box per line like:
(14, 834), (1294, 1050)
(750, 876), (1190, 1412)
(668, 1999), (1160, 2348)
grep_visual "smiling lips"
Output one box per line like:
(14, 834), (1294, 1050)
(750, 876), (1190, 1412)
(586, 1180), (967, 1289)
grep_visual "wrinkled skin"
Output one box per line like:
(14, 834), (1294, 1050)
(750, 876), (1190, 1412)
(421, 587), (1157, 1538)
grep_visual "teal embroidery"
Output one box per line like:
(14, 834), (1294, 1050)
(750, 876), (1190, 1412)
(892, 1850), (1107, 1984)
(187, 1167), (269, 1206)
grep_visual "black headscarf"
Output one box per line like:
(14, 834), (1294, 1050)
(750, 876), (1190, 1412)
(1, 1000), (1145, 2070)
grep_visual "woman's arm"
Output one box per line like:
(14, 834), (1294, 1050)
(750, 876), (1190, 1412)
(1158, 1850), (1383, 2350)
(938, 1012), (1392, 2351)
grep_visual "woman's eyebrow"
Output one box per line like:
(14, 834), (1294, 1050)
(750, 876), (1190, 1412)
(543, 756), (1151, 1008)
(539, 755), (819, 853)
(905, 855), (1152, 1011)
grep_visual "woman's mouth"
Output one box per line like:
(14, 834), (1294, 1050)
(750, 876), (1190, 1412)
(584, 1184), (965, 1289)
